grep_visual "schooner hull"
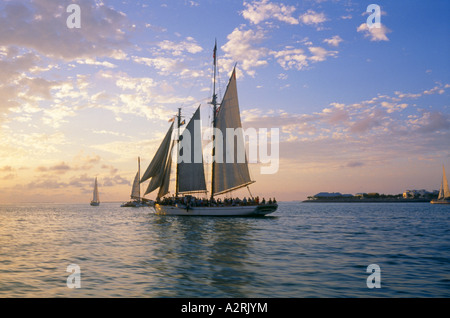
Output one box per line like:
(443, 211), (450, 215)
(154, 203), (278, 216)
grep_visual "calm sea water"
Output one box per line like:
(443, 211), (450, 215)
(0, 202), (448, 298)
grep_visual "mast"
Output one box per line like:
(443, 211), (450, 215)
(137, 156), (140, 201)
(210, 39), (218, 201)
(176, 107), (181, 198)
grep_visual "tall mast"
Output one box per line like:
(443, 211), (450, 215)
(210, 40), (218, 201)
(138, 156), (141, 201)
(175, 107), (181, 197)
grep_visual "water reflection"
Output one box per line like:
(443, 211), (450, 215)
(148, 216), (256, 297)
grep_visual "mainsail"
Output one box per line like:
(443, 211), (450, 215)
(177, 106), (207, 194)
(131, 157), (141, 200)
(92, 177), (99, 203)
(212, 67), (254, 195)
(438, 165), (450, 200)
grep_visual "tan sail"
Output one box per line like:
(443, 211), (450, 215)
(158, 142), (174, 198)
(438, 165), (450, 200)
(141, 123), (174, 196)
(177, 106), (207, 193)
(141, 123), (174, 183)
(131, 172), (140, 199)
(431, 165), (450, 204)
(213, 67), (254, 195)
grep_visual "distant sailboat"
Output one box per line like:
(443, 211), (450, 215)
(139, 41), (277, 216)
(431, 165), (450, 204)
(90, 177), (100, 206)
(121, 157), (153, 207)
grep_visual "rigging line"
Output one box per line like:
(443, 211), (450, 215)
(247, 186), (254, 200)
(178, 73), (203, 112)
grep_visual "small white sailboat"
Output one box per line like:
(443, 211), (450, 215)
(90, 177), (100, 206)
(121, 157), (154, 207)
(431, 165), (450, 204)
(139, 41), (277, 216)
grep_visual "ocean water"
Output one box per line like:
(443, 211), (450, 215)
(0, 202), (448, 298)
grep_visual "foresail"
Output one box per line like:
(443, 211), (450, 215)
(142, 123), (174, 196)
(177, 106), (207, 193)
(213, 67), (253, 195)
(158, 142), (174, 198)
(141, 123), (174, 183)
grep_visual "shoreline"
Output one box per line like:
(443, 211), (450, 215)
(302, 199), (432, 203)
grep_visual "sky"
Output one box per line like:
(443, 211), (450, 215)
(0, 0), (449, 203)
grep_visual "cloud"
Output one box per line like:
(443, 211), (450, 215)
(36, 162), (71, 174)
(156, 37), (203, 56)
(271, 47), (308, 70)
(349, 112), (383, 134)
(299, 10), (327, 26)
(221, 27), (269, 77)
(132, 55), (191, 76)
(308, 46), (338, 62)
(415, 112), (450, 134)
(347, 161), (365, 168)
(102, 175), (130, 187)
(132, 37), (205, 79)
(357, 23), (391, 41)
(241, 83), (450, 173)
(242, 0), (299, 25)
(323, 35), (343, 47)
(0, 0), (133, 126)
(0, 0), (132, 60)
(380, 102), (408, 114)
(270, 45), (337, 70)
(76, 58), (117, 68)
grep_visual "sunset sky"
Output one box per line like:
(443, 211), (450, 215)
(0, 0), (449, 203)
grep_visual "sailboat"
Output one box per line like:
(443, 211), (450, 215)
(90, 177), (100, 206)
(121, 157), (154, 207)
(139, 42), (278, 216)
(431, 165), (450, 204)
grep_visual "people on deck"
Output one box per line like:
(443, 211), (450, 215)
(156, 194), (276, 207)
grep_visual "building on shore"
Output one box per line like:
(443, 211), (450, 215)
(312, 192), (354, 199)
(403, 189), (438, 199)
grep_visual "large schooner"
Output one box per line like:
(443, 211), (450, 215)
(431, 165), (450, 204)
(139, 42), (278, 216)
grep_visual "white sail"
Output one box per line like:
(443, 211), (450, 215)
(130, 157), (141, 200)
(439, 165), (450, 200)
(131, 171), (140, 199)
(92, 177), (99, 203)
(177, 106), (207, 193)
(213, 67), (254, 195)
